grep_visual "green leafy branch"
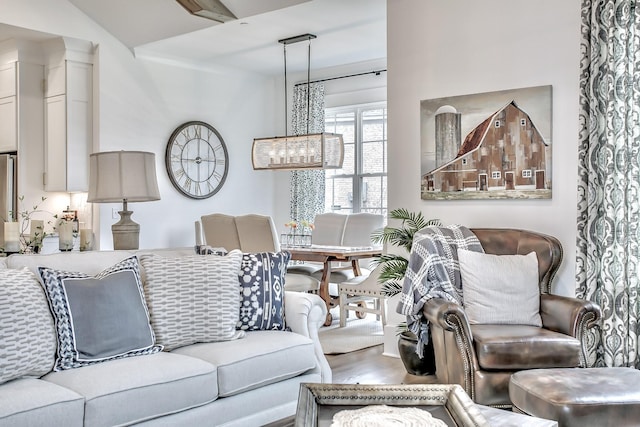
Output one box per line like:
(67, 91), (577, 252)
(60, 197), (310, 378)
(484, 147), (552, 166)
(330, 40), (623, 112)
(370, 208), (441, 297)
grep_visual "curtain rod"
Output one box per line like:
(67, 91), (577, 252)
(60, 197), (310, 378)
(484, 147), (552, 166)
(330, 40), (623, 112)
(294, 69), (387, 87)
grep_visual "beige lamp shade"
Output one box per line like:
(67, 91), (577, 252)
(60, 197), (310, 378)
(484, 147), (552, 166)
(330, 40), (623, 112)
(87, 150), (160, 250)
(252, 132), (344, 171)
(87, 151), (160, 203)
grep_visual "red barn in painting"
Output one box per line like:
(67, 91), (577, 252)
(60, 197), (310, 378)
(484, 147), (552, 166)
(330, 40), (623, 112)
(422, 100), (549, 197)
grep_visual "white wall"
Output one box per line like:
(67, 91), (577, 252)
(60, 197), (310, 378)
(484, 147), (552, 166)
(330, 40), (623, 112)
(387, 0), (581, 296)
(1, 0), (279, 250)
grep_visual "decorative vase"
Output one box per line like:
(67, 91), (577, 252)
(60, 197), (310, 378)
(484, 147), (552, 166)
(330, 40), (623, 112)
(397, 331), (436, 375)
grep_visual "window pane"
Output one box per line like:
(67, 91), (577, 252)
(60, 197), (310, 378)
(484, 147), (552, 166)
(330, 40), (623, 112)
(327, 177), (354, 212)
(362, 141), (385, 174)
(324, 103), (386, 216)
(362, 176), (387, 212)
(340, 143), (355, 175)
(362, 109), (385, 142)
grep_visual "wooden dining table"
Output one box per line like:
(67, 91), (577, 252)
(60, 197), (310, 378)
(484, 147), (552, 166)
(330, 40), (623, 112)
(284, 245), (383, 326)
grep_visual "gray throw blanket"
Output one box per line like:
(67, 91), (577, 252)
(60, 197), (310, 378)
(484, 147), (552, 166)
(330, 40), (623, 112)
(397, 224), (484, 357)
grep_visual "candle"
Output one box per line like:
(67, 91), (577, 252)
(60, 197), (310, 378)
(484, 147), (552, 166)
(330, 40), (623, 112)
(3, 222), (19, 253)
(80, 229), (93, 251)
(195, 221), (203, 246)
(59, 222), (74, 252)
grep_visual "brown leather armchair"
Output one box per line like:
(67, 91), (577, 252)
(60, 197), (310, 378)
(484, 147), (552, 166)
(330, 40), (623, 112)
(422, 228), (602, 408)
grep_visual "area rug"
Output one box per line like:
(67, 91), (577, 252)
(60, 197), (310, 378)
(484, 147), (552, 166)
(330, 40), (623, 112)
(319, 314), (384, 354)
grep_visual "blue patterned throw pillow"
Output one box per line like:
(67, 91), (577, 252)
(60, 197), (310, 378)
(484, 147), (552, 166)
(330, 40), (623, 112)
(38, 256), (162, 371)
(237, 251), (291, 331)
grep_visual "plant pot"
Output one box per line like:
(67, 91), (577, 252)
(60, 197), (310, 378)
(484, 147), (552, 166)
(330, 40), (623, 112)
(397, 331), (436, 375)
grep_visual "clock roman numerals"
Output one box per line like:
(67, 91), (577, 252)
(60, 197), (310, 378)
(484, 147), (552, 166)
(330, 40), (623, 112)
(166, 121), (229, 199)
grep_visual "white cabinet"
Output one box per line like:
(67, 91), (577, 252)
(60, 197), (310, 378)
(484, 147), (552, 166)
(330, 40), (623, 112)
(0, 63), (17, 152)
(44, 41), (93, 192)
(0, 63), (16, 98)
(0, 96), (16, 152)
(0, 60), (44, 155)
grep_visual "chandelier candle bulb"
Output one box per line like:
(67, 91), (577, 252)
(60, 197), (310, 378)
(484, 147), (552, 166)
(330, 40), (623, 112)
(3, 222), (19, 253)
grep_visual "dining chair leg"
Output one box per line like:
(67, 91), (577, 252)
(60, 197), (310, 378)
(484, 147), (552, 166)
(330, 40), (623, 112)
(339, 293), (347, 327)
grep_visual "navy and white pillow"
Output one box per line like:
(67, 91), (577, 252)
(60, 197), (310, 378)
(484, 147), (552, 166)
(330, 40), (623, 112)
(196, 245), (228, 256)
(38, 256), (162, 371)
(237, 251), (291, 331)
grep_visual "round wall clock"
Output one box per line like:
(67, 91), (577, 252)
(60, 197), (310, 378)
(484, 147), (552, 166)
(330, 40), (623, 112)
(165, 121), (229, 199)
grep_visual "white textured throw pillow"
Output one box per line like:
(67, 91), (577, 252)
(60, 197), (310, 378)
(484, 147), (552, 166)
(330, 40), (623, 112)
(458, 250), (542, 326)
(140, 250), (244, 350)
(0, 268), (56, 384)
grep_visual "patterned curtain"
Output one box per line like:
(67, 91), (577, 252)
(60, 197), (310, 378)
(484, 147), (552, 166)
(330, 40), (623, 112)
(576, 0), (640, 368)
(289, 83), (326, 224)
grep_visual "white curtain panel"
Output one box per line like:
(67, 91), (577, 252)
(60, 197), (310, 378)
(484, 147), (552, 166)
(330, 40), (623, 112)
(576, 0), (640, 368)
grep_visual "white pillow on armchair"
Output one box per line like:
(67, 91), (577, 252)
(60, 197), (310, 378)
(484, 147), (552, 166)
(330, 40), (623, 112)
(458, 249), (542, 327)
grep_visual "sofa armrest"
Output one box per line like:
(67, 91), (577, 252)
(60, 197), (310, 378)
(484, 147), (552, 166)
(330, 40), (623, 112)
(284, 291), (332, 383)
(540, 294), (601, 367)
(423, 298), (473, 339)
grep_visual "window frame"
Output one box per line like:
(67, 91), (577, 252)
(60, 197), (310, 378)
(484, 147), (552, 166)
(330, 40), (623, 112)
(324, 102), (387, 216)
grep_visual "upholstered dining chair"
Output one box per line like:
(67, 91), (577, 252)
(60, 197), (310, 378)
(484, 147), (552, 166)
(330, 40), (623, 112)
(422, 228), (602, 408)
(308, 213), (384, 285)
(200, 213), (240, 250)
(338, 263), (387, 327)
(285, 213), (349, 277)
(198, 213), (320, 293)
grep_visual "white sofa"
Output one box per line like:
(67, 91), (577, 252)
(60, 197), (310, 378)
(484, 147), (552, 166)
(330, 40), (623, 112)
(0, 248), (331, 427)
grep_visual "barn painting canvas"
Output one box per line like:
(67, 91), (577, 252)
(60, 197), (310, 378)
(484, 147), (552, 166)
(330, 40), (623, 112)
(420, 85), (552, 200)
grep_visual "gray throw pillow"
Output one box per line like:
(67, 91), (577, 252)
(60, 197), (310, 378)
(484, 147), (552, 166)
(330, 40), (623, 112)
(458, 249), (542, 326)
(38, 256), (162, 371)
(0, 267), (57, 384)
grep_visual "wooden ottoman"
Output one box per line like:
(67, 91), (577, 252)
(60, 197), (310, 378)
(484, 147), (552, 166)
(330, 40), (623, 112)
(509, 367), (640, 427)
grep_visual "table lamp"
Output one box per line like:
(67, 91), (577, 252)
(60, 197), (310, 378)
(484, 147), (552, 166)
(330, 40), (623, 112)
(87, 151), (160, 250)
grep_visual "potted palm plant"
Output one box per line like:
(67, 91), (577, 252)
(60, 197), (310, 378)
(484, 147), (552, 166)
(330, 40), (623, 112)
(371, 208), (440, 375)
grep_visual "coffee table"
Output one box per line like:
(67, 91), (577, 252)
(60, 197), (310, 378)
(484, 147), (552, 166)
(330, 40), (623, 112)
(289, 383), (558, 427)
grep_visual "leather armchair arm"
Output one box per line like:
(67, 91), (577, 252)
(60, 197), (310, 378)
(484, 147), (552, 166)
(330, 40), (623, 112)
(540, 294), (601, 337)
(423, 298), (478, 395)
(423, 297), (473, 339)
(540, 294), (601, 368)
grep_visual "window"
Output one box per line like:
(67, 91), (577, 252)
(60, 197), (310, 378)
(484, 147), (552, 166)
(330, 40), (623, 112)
(461, 158), (468, 166)
(520, 118), (527, 126)
(495, 120), (501, 128)
(491, 171), (501, 179)
(324, 103), (387, 217)
(522, 169), (532, 178)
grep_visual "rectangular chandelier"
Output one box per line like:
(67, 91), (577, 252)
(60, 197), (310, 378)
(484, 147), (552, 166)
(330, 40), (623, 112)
(252, 132), (344, 170)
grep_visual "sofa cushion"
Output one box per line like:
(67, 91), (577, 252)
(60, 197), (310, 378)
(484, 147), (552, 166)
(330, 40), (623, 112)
(0, 378), (84, 427)
(458, 249), (542, 326)
(238, 251), (291, 331)
(0, 267), (56, 385)
(172, 330), (317, 397)
(472, 324), (581, 370)
(43, 352), (218, 427)
(38, 256), (161, 371)
(140, 250), (244, 351)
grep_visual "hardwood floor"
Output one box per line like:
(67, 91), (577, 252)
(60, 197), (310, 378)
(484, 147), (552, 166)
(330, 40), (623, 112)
(326, 344), (439, 385)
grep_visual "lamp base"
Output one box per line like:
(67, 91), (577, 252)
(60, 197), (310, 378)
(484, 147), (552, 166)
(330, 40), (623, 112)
(112, 210), (140, 250)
